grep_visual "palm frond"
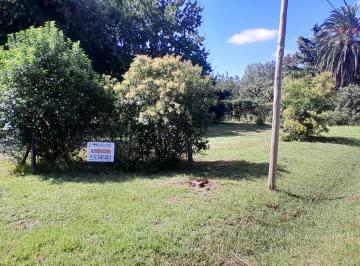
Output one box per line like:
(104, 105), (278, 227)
(315, 4), (360, 87)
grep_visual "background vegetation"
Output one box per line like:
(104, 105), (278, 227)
(211, 3), (360, 140)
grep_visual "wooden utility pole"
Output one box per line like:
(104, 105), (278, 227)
(268, 0), (288, 191)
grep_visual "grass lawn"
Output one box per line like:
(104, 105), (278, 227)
(0, 123), (359, 265)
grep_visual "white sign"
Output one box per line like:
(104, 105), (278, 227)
(87, 142), (115, 162)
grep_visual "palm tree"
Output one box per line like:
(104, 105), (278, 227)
(315, 3), (360, 88)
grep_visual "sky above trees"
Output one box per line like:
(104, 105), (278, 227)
(199, 0), (359, 76)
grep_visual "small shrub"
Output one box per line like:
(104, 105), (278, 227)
(114, 55), (214, 169)
(281, 72), (334, 141)
(331, 85), (360, 125)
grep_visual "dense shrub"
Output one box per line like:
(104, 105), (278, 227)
(252, 103), (273, 125)
(210, 102), (227, 122)
(211, 100), (272, 124)
(0, 22), (111, 163)
(331, 85), (360, 125)
(281, 72), (334, 141)
(114, 55), (214, 168)
(225, 100), (257, 121)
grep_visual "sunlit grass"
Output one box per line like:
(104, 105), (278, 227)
(0, 123), (359, 265)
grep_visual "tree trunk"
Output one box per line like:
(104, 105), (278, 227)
(187, 139), (193, 168)
(31, 139), (37, 174)
(20, 144), (31, 165)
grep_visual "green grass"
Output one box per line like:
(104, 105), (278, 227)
(0, 123), (359, 265)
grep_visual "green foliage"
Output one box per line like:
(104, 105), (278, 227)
(0, 0), (49, 43)
(114, 55), (214, 168)
(252, 103), (273, 125)
(239, 62), (275, 103)
(211, 62), (275, 124)
(211, 98), (272, 125)
(0, 22), (111, 163)
(224, 100), (257, 121)
(283, 53), (308, 79)
(213, 73), (240, 100)
(316, 4), (360, 88)
(332, 85), (360, 125)
(211, 73), (240, 122)
(298, 4), (360, 88)
(0, 0), (211, 76)
(210, 102), (227, 122)
(282, 72), (335, 141)
(296, 29), (318, 69)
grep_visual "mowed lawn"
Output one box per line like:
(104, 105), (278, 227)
(0, 123), (359, 265)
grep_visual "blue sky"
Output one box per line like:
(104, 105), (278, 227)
(199, 0), (359, 76)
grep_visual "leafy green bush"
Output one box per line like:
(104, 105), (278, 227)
(239, 62), (275, 103)
(281, 72), (334, 141)
(252, 103), (273, 125)
(114, 55), (214, 168)
(210, 102), (227, 122)
(0, 22), (111, 163)
(225, 100), (257, 121)
(331, 85), (360, 125)
(211, 99), (272, 124)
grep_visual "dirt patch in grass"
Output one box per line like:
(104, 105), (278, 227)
(166, 196), (179, 205)
(280, 209), (303, 222)
(36, 255), (46, 264)
(347, 194), (360, 202)
(266, 203), (280, 210)
(345, 237), (360, 245)
(188, 178), (217, 190)
(14, 219), (41, 230)
(223, 255), (254, 266)
(0, 154), (8, 160)
(225, 215), (257, 227)
(159, 177), (218, 191)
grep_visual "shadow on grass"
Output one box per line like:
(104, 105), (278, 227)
(310, 136), (360, 147)
(277, 189), (347, 203)
(207, 122), (271, 138)
(28, 159), (288, 184)
(186, 160), (287, 180)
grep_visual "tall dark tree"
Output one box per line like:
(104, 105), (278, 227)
(296, 24), (320, 69)
(0, 0), (211, 77)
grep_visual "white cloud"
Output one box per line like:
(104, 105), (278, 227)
(228, 28), (278, 45)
